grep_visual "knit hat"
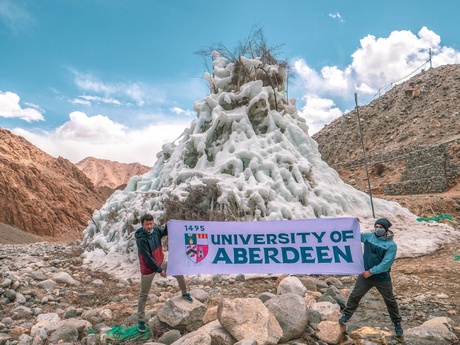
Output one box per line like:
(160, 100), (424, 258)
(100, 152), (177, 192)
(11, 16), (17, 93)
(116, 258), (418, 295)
(374, 218), (392, 231)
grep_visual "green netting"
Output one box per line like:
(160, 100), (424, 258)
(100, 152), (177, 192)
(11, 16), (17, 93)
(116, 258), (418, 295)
(416, 213), (453, 222)
(102, 326), (150, 343)
(454, 254), (460, 261)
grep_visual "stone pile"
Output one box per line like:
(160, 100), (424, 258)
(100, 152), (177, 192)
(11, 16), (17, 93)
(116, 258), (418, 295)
(0, 242), (458, 345)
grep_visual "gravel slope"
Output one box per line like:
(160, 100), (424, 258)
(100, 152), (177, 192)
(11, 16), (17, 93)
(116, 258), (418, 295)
(0, 222), (42, 244)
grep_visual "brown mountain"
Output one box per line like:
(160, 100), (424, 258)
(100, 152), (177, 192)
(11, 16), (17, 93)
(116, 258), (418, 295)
(0, 128), (106, 241)
(75, 157), (150, 190)
(313, 64), (460, 220)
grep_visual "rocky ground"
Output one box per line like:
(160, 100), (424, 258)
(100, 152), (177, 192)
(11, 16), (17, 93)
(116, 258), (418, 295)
(1, 237), (459, 345)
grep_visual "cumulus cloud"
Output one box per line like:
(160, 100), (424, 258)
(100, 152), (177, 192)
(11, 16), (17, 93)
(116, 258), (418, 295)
(55, 111), (127, 140)
(298, 96), (343, 135)
(0, 91), (45, 122)
(12, 111), (190, 166)
(293, 26), (460, 135)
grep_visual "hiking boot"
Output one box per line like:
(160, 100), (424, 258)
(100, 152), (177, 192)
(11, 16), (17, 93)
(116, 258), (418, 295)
(137, 321), (146, 333)
(182, 292), (193, 303)
(394, 322), (403, 337)
(338, 314), (349, 325)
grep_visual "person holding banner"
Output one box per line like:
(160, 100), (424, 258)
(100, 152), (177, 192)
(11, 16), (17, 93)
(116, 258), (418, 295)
(135, 214), (193, 333)
(339, 218), (403, 337)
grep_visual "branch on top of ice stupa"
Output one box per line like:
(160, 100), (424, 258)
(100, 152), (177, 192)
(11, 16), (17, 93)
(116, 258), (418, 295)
(196, 25), (289, 94)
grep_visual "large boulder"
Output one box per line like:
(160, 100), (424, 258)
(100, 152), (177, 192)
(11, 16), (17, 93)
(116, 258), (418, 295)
(217, 298), (282, 345)
(157, 296), (207, 332)
(405, 317), (458, 343)
(264, 293), (308, 342)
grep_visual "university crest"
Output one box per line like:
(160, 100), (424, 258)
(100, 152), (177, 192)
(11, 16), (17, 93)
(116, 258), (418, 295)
(185, 233), (209, 263)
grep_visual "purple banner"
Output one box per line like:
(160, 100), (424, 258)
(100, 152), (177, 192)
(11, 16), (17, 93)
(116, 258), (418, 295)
(167, 217), (364, 275)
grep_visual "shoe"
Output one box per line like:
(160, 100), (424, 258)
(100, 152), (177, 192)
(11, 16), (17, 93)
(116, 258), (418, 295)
(394, 322), (403, 337)
(338, 314), (349, 325)
(137, 321), (146, 333)
(182, 292), (193, 303)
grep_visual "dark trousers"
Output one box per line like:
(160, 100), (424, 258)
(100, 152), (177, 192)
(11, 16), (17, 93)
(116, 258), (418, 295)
(342, 275), (401, 323)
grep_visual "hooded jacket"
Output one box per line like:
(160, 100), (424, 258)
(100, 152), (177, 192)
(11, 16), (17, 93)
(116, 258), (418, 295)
(135, 225), (167, 275)
(361, 230), (397, 281)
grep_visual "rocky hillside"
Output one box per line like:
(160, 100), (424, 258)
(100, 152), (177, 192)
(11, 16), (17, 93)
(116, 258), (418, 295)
(313, 64), (460, 221)
(0, 128), (106, 240)
(75, 157), (149, 190)
(313, 64), (460, 164)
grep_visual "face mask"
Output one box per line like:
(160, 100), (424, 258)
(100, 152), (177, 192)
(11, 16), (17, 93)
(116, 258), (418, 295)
(374, 227), (386, 237)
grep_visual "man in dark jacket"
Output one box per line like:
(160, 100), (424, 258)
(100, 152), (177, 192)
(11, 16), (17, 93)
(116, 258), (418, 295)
(339, 217), (403, 337)
(135, 214), (192, 333)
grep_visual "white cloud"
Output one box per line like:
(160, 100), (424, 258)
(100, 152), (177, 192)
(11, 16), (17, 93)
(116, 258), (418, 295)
(72, 95), (123, 106)
(298, 96), (343, 135)
(12, 111), (191, 166)
(70, 98), (91, 106)
(0, 0), (35, 33)
(293, 60), (351, 97)
(0, 91), (45, 122)
(170, 106), (195, 117)
(55, 111), (127, 140)
(293, 27), (460, 134)
(328, 12), (344, 23)
(71, 70), (166, 106)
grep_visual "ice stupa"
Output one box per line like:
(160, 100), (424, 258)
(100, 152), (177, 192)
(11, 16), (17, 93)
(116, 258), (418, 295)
(82, 52), (458, 277)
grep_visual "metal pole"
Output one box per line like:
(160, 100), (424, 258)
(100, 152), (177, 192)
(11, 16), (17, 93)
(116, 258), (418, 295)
(355, 93), (375, 218)
(429, 48), (432, 69)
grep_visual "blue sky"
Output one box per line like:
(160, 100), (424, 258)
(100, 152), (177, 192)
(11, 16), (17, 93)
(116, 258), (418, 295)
(1, 0), (460, 166)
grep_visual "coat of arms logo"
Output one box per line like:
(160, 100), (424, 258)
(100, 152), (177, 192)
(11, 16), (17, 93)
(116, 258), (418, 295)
(185, 233), (209, 263)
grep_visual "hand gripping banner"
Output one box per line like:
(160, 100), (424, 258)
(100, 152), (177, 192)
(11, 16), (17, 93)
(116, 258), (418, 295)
(167, 217), (364, 275)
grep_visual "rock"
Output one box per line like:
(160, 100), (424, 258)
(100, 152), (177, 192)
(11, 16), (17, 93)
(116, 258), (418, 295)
(157, 295), (207, 331)
(234, 340), (257, 345)
(405, 316), (458, 343)
(299, 277), (318, 292)
(311, 301), (341, 321)
(326, 277), (343, 289)
(53, 272), (78, 286)
(257, 291), (276, 303)
(171, 331), (212, 345)
(209, 323), (237, 345)
(321, 285), (346, 308)
(0, 334), (12, 345)
(276, 276), (307, 297)
(36, 279), (56, 291)
(99, 309), (112, 320)
(30, 273), (47, 281)
(189, 288), (209, 303)
(15, 292), (26, 304)
(315, 320), (343, 344)
(49, 324), (79, 343)
(157, 329), (182, 344)
(264, 293), (308, 342)
(1, 278), (12, 288)
(202, 306), (218, 324)
(217, 298), (282, 345)
(11, 306), (33, 319)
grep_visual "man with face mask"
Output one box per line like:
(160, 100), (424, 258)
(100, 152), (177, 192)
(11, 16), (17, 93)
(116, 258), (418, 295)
(339, 217), (403, 337)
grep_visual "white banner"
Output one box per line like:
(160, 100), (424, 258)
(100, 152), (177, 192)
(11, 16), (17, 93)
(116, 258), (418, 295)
(167, 217), (364, 276)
